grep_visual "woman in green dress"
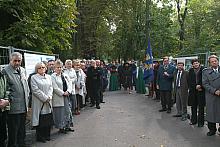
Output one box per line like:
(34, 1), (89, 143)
(109, 61), (119, 91)
(136, 63), (146, 94)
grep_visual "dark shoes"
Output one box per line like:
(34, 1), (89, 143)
(59, 129), (67, 134)
(45, 137), (51, 141)
(101, 101), (105, 103)
(173, 114), (182, 117)
(159, 108), (167, 112)
(65, 128), (75, 132)
(96, 105), (101, 109)
(207, 131), (215, 136)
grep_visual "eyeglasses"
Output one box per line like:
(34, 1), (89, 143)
(38, 67), (46, 69)
(13, 60), (21, 62)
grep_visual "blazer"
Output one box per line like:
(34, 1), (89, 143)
(63, 68), (77, 95)
(31, 74), (53, 126)
(157, 64), (175, 91)
(51, 73), (72, 107)
(3, 64), (29, 114)
(173, 70), (189, 100)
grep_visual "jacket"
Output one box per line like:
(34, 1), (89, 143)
(3, 64), (29, 114)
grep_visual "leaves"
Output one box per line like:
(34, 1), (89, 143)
(0, 0), (77, 53)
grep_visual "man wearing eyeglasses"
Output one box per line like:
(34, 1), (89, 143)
(3, 52), (29, 147)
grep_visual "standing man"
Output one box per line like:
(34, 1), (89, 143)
(87, 60), (102, 109)
(173, 62), (189, 121)
(3, 52), (29, 147)
(188, 59), (205, 127)
(47, 59), (55, 75)
(0, 66), (10, 147)
(157, 57), (175, 113)
(202, 55), (220, 136)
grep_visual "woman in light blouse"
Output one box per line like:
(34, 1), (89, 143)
(51, 60), (74, 134)
(31, 62), (53, 143)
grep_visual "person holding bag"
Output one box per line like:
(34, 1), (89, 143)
(31, 62), (53, 143)
(51, 60), (74, 134)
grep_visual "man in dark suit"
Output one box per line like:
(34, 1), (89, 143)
(173, 62), (189, 121)
(157, 57), (175, 113)
(188, 59), (205, 127)
(87, 60), (102, 109)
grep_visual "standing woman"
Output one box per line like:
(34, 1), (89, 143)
(51, 60), (74, 133)
(136, 62), (146, 94)
(109, 61), (119, 91)
(31, 62), (53, 143)
(122, 62), (133, 94)
(63, 59), (77, 114)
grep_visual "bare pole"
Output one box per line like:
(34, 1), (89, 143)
(145, 0), (151, 40)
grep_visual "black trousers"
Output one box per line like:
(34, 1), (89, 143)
(76, 94), (83, 108)
(7, 113), (26, 147)
(100, 90), (104, 102)
(90, 88), (101, 106)
(160, 90), (172, 110)
(0, 111), (7, 147)
(155, 89), (160, 100)
(191, 106), (204, 125)
(36, 126), (51, 140)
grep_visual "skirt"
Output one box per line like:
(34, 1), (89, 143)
(53, 97), (73, 129)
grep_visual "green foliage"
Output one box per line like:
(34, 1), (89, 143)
(0, 0), (77, 54)
(0, 0), (219, 60)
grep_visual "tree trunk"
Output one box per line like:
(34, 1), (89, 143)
(176, 0), (188, 50)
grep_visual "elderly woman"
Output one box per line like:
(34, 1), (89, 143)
(31, 62), (53, 143)
(51, 60), (74, 133)
(63, 59), (77, 114)
(73, 59), (86, 114)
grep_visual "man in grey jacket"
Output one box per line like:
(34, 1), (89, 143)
(3, 52), (29, 147)
(202, 55), (220, 136)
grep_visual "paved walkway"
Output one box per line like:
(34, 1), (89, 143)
(32, 90), (220, 147)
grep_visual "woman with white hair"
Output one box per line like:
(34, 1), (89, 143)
(51, 60), (74, 133)
(74, 59), (86, 114)
(31, 62), (53, 143)
(63, 59), (77, 114)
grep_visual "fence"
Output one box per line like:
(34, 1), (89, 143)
(0, 46), (59, 66)
(175, 51), (220, 67)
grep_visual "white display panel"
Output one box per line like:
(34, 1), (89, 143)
(24, 53), (55, 77)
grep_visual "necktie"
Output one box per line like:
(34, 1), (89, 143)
(16, 68), (21, 75)
(176, 71), (181, 87)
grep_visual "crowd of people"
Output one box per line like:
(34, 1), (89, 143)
(0, 52), (220, 147)
(155, 55), (220, 137)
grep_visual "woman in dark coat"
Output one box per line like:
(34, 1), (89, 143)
(188, 59), (205, 127)
(122, 62), (132, 94)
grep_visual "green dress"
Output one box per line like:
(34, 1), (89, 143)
(109, 65), (119, 91)
(136, 67), (146, 94)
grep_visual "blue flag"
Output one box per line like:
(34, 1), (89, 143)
(143, 38), (153, 84)
(145, 38), (153, 64)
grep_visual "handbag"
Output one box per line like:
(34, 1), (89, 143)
(38, 103), (54, 128)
